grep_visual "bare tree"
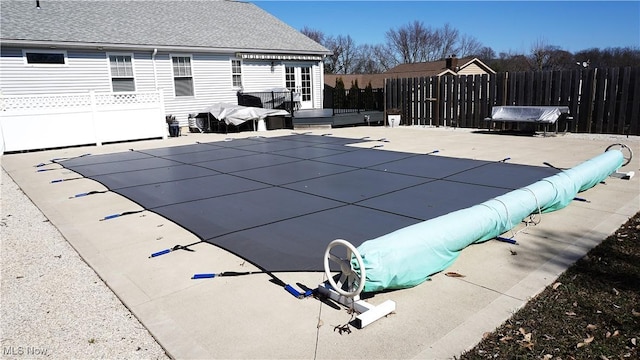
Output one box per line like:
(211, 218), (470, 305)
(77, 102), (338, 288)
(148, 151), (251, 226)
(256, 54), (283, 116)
(574, 47), (640, 68)
(384, 21), (486, 65)
(476, 46), (496, 61)
(435, 23), (459, 59)
(372, 44), (396, 72)
(457, 34), (484, 58)
(322, 36), (340, 74)
(530, 38), (553, 70)
(324, 35), (359, 74)
(496, 52), (531, 72)
(354, 44), (384, 74)
(385, 20), (438, 64)
(300, 26), (325, 45)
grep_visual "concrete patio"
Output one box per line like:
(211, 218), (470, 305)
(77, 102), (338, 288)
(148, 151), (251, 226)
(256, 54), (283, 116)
(2, 126), (638, 359)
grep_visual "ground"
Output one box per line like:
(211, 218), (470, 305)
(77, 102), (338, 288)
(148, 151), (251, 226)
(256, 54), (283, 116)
(460, 211), (640, 359)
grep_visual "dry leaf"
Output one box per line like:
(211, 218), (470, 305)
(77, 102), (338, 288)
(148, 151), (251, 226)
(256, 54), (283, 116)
(631, 338), (637, 347)
(543, 355), (553, 360)
(600, 355), (610, 360)
(523, 332), (532, 342)
(632, 309), (640, 317)
(482, 332), (491, 339)
(552, 282), (562, 290)
(584, 335), (594, 344)
(519, 327), (527, 335)
(612, 288), (620, 295)
(445, 272), (465, 278)
(520, 341), (534, 350)
(606, 331), (612, 338)
(565, 311), (577, 316)
(586, 324), (597, 331)
(613, 330), (620, 337)
(499, 336), (513, 342)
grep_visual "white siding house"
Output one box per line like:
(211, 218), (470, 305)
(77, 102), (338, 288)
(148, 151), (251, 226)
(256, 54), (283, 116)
(0, 0), (330, 151)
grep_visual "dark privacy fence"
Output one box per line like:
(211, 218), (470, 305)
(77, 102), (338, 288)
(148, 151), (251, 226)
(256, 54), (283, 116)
(324, 87), (385, 115)
(384, 67), (640, 135)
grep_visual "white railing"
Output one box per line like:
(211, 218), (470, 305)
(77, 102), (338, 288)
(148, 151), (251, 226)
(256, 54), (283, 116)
(0, 90), (166, 153)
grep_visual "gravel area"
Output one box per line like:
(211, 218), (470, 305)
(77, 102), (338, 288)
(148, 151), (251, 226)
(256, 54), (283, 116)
(1, 169), (169, 359)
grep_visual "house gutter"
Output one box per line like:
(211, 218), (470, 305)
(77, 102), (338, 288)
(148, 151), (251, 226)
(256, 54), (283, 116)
(1, 39), (332, 56)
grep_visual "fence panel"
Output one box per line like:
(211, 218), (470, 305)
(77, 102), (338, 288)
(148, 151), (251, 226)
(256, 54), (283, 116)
(594, 68), (608, 133)
(629, 67), (640, 135)
(463, 75), (473, 128)
(383, 66), (639, 135)
(0, 91), (166, 153)
(417, 77), (425, 125)
(617, 67), (631, 134)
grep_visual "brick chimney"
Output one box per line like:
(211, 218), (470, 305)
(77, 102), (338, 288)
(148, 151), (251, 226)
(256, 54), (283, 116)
(445, 55), (458, 71)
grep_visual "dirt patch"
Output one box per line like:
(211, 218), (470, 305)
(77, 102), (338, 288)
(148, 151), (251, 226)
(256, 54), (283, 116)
(460, 211), (640, 359)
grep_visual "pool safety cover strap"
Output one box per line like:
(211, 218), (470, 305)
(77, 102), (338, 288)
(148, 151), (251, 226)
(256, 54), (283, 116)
(355, 150), (624, 292)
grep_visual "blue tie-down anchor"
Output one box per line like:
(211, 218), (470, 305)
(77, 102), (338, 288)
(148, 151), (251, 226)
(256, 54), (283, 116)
(495, 236), (518, 245)
(100, 210), (145, 221)
(149, 245), (195, 258)
(189, 272), (313, 299)
(191, 273), (216, 279)
(284, 284), (314, 299)
(51, 177), (82, 183)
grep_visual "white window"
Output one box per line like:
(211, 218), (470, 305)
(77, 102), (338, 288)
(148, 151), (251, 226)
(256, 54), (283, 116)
(23, 50), (67, 66)
(172, 56), (194, 97)
(285, 66), (295, 92)
(231, 59), (242, 88)
(109, 54), (135, 92)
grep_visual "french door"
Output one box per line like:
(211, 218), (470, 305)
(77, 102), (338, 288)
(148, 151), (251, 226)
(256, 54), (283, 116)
(285, 65), (313, 109)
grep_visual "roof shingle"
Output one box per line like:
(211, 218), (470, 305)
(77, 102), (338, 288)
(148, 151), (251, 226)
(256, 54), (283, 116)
(0, 0), (330, 54)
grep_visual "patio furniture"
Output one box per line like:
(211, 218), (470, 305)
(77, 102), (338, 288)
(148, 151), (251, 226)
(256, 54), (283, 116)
(485, 106), (572, 134)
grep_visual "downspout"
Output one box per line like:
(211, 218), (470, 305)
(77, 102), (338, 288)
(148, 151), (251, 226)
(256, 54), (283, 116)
(151, 48), (158, 90)
(151, 48), (166, 138)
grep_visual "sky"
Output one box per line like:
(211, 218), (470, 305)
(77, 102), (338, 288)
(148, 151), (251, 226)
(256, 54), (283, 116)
(252, 1), (640, 55)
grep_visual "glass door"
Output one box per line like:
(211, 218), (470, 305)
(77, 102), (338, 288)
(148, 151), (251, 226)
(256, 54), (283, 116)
(285, 65), (313, 110)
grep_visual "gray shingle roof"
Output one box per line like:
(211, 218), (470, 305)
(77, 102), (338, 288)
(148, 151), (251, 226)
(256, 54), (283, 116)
(1, 0), (330, 54)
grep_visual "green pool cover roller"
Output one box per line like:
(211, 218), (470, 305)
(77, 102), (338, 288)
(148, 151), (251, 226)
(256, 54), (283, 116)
(354, 149), (624, 293)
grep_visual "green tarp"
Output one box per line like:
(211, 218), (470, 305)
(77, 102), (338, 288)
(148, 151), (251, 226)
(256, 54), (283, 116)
(355, 150), (624, 292)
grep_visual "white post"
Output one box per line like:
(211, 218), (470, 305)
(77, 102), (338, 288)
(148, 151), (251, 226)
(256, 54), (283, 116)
(0, 91), (5, 155)
(158, 88), (167, 140)
(89, 90), (102, 146)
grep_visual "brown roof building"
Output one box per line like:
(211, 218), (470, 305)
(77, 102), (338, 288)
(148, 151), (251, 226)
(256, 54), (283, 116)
(325, 55), (495, 89)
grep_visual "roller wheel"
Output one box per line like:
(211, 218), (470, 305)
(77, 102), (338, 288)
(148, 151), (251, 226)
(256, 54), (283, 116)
(606, 143), (633, 167)
(323, 239), (366, 298)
